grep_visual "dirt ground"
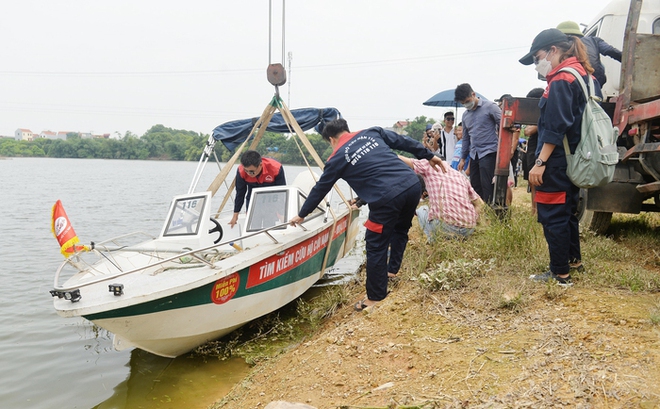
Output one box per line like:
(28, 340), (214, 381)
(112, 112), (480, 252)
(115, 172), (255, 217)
(212, 191), (660, 409)
(212, 282), (660, 409)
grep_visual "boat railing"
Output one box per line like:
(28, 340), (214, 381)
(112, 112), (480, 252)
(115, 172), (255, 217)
(51, 220), (308, 294)
(92, 231), (157, 249)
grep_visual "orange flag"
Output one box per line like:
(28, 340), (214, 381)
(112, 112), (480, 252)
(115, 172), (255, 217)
(51, 200), (87, 257)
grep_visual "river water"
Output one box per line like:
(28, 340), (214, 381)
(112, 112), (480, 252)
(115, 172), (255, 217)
(0, 157), (361, 409)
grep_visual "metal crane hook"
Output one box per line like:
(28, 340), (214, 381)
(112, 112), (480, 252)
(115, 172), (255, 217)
(267, 0), (287, 92)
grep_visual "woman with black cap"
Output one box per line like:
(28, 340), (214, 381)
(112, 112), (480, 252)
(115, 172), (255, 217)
(519, 28), (600, 286)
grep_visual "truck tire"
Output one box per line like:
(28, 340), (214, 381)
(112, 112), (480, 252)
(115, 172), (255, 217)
(579, 210), (612, 234)
(577, 189), (612, 235)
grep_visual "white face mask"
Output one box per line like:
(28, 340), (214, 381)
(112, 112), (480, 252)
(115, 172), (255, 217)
(462, 100), (475, 110)
(534, 51), (553, 78)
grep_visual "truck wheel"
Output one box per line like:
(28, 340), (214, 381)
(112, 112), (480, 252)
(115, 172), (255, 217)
(577, 189), (612, 234)
(580, 210), (612, 234)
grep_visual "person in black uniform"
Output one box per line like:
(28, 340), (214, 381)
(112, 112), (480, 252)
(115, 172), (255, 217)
(520, 28), (600, 286)
(289, 119), (444, 310)
(557, 20), (621, 87)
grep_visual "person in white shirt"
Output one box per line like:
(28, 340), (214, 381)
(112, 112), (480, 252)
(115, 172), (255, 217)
(438, 111), (456, 161)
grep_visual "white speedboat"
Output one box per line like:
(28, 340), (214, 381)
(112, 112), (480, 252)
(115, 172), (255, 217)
(51, 103), (362, 358)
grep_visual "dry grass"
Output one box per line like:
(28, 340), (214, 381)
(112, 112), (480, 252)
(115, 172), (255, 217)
(208, 186), (660, 409)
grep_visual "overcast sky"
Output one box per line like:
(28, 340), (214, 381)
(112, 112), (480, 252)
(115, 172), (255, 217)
(1, 0), (614, 138)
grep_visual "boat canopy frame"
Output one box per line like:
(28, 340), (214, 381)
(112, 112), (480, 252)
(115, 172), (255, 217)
(187, 95), (355, 282)
(53, 97), (355, 297)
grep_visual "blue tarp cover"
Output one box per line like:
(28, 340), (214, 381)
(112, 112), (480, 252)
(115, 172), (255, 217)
(212, 107), (341, 151)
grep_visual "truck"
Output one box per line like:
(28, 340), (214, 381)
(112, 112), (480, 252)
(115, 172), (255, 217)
(494, 0), (660, 234)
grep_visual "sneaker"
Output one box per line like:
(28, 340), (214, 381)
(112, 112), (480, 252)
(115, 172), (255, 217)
(544, 262), (585, 273)
(529, 270), (573, 287)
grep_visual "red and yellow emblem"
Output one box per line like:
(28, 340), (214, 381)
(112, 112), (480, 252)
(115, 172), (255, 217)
(51, 200), (88, 257)
(211, 273), (240, 304)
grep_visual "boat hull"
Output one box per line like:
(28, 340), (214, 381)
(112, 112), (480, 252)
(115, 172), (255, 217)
(75, 212), (358, 357)
(103, 273), (321, 357)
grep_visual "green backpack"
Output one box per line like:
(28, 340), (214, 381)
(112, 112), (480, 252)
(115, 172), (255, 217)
(560, 67), (619, 189)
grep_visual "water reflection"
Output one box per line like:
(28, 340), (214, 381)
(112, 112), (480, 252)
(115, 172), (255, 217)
(88, 225), (364, 409)
(0, 158), (365, 409)
(93, 349), (249, 409)
(314, 234), (365, 287)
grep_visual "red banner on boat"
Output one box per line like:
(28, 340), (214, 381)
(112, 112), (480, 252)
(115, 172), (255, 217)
(246, 229), (331, 289)
(332, 215), (348, 240)
(51, 200), (87, 257)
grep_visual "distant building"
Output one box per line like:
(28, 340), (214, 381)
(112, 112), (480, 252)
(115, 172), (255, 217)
(39, 130), (58, 140)
(80, 132), (110, 139)
(391, 121), (409, 135)
(15, 128), (33, 141)
(11, 129), (110, 141)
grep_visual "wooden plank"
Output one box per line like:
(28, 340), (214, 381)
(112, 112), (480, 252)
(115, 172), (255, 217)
(631, 34), (660, 102)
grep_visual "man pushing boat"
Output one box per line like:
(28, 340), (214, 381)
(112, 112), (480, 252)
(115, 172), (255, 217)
(289, 118), (444, 311)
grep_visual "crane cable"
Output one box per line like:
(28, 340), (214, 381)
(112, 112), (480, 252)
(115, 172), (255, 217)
(268, 0), (286, 66)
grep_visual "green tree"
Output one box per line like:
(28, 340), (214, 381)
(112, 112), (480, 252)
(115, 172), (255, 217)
(14, 140), (37, 156)
(404, 116), (436, 142)
(0, 139), (16, 156)
(184, 133), (212, 161)
(44, 139), (69, 157)
(120, 132), (148, 160)
(75, 138), (105, 158)
(0, 124), (339, 164)
(96, 138), (120, 159)
(165, 139), (187, 160)
(141, 126), (170, 158)
(276, 132), (329, 165)
(28, 144), (46, 157)
(33, 138), (51, 154)
(141, 125), (206, 160)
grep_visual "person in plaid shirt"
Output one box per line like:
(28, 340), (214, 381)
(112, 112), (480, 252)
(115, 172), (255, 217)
(399, 155), (484, 242)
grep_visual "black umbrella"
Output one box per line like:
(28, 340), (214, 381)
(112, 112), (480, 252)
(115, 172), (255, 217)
(423, 89), (489, 124)
(423, 88), (489, 108)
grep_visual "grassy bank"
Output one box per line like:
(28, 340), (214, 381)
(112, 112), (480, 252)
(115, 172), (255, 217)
(201, 186), (660, 408)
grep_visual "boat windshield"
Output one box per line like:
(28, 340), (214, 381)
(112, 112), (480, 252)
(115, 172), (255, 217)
(246, 189), (288, 232)
(163, 195), (207, 236)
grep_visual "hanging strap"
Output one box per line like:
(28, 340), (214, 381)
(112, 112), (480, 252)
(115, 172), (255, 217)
(560, 67), (596, 155)
(559, 67), (600, 102)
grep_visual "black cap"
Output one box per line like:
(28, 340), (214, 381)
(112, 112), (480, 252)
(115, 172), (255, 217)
(519, 28), (569, 65)
(495, 94), (513, 103)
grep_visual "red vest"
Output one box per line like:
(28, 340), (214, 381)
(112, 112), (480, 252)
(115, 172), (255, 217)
(238, 157), (282, 183)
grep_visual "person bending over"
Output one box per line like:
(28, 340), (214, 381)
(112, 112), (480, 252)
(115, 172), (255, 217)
(229, 150), (286, 228)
